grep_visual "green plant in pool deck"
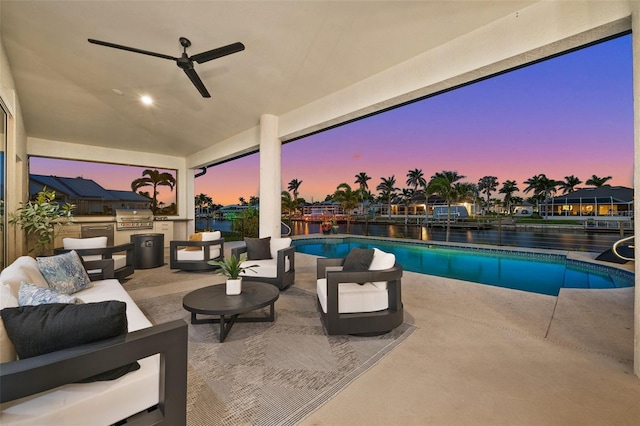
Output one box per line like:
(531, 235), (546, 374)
(9, 188), (75, 255)
(208, 254), (257, 280)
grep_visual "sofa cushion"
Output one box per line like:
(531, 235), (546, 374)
(37, 250), (92, 295)
(0, 281), (18, 363)
(342, 247), (375, 272)
(63, 237), (108, 250)
(0, 256), (49, 294)
(270, 237), (291, 258)
(18, 282), (83, 306)
(245, 237), (272, 260)
(1, 301), (140, 382)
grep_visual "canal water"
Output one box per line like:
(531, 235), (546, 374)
(198, 218), (622, 253)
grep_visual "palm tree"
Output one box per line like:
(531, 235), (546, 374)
(131, 169), (176, 214)
(585, 174), (612, 187)
(354, 172), (371, 215)
(332, 183), (359, 233)
(499, 180), (519, 214)
(523, 174), (558, 217)
(559, 175), (582, 194)
(287, 178), (303, 199)
(400, 188), (414, 224)
(195, 193), (212, 216)
(376, 176), (397, 219)
(406, 168), (426, 214)
(427, 170), (467, 242)
(477, 176), (499, 213)
(249, 196), (259, 206)
(238, 197), (246, 206)
(281, 191), (302, 224)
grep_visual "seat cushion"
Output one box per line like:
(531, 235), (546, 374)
(317, 278), (388, 314)
(239, 259), (278, 278)
(176, 247), (221, 261)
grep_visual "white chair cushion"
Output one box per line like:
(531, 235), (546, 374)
(316, 278), (388, 314)
(200, 231), (221, 242)
(369, 248), (395, 290)
(270, 237), (291, 258)
(239, 259), (279, 278)
(63, 237), (108, 249)
(176, 247), (221, 261)
(85, 254), (128, 275)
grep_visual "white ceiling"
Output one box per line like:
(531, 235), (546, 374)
(1, 1), (534, 159)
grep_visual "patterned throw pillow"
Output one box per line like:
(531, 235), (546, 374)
(37, 251), (92, 295)
(18, 282), (83, 306)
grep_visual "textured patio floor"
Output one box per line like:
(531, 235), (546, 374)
(131, 244), (639, 425)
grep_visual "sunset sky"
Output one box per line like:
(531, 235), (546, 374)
(197, 33), (633, 206)
(31, 34), (633, 208)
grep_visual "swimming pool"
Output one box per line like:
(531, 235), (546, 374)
(292, 237), (635, 296)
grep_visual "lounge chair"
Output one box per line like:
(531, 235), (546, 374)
(316, 247), (403, 335)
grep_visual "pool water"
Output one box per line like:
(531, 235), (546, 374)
(292, 237), (635, 296)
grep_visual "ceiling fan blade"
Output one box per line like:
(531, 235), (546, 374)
(190, 42), (245, 64)
(88, 38), (177, 61)
(183, 68), (211, 98)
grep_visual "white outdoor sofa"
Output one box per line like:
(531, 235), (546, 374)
(0, 254), (187, 425)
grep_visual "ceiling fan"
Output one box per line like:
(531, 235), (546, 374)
(88, 37), (245, 98)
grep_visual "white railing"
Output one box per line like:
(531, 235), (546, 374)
(612, 236), (634, 261)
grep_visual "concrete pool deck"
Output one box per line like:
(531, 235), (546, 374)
(129, 244), (639, 425)
(292, 250), (639, 425)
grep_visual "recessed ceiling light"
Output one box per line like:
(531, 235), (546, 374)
(140, 95), (153, 105)
(111, 88), (125, 96)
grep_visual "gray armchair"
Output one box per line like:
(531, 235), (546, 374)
(54, 237), (134, 281)
(316, 248), (403, 335)
(169, 231), (224, 272)
(231, 237), (295, 290)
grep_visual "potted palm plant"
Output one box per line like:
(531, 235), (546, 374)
(208, 254), (258, 295)
(9, 188), (74, 255)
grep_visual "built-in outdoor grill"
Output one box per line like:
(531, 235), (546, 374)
(115, 209), (154, 231)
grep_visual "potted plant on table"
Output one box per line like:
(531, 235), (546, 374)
(9, 188), (75, 256)
(208, 254), (258, 295)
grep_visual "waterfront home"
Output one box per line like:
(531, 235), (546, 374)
(546, 186), (634, 219)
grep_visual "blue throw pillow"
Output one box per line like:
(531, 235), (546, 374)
(18, 282), (83, 306)
(37, 250), (92, 295)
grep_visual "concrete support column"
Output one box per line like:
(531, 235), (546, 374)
(632, 1), (640, 378)
(259, 114), (281, 238)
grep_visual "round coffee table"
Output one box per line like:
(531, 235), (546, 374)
(182, 281), (280, 342)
